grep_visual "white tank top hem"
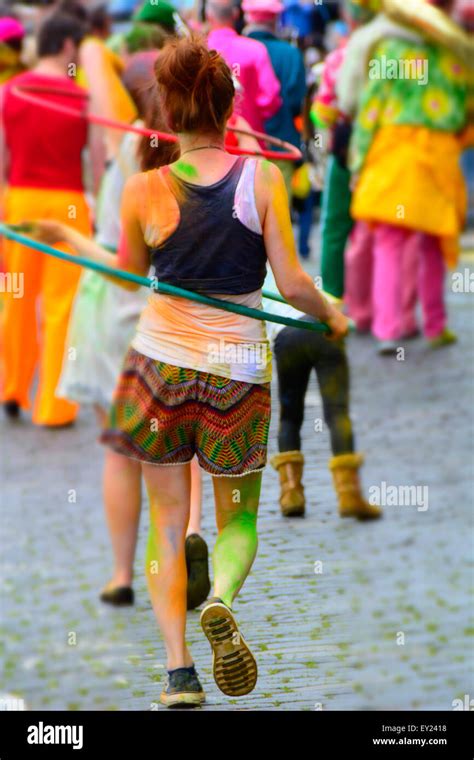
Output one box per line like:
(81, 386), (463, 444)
(132, 290), (271, 384)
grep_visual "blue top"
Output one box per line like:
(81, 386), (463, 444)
(281, 2), (331, 36)
(150, 157), (267, 295)
(245, 29), (306, 149)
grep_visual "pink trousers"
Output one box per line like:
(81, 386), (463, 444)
(344, 222), (446, 340)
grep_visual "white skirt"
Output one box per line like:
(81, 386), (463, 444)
(57, 269), (149, 409)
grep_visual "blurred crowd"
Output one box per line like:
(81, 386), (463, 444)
(0, 0), (473, 427)
(0, 0), (473, 707)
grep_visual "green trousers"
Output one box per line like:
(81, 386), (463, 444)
(320, 156), (354, 299)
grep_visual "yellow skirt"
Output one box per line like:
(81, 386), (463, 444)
(351, 125), (467, 267)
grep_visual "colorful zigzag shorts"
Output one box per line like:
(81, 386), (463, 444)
(101, 348), (271, 477)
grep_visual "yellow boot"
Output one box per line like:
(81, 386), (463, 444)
(329, 453), (382, 520)
(270, 451), (305, 517)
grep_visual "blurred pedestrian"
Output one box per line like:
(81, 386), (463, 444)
(243, 0), (306, 194)
(349, 0), (470, 352)
(310, 0), (375, 297)
(1, 12), (94, 425)
(0, 17), (25, 84)
(56, 0), (138, 162)
(207, 0), (282, 133)
(263, 271), (381, 521)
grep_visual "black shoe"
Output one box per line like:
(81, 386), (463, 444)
(185, 534), (211, 611)
(160, 666), (205, 708)
(200, 597), (257, 697)
(4, 400), (20, 419)
(100, 585), (134, 606)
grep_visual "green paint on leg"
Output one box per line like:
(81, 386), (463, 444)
(145, 523), (159, 576)
(213, 473), (262, 608)
(213, 510), (258, 607)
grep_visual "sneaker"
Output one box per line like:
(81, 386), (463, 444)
(427, 328), (457, 349)
(160, 667), (205, 708)
(185, 534), (211, 611)
(377, 340), (399, 356)
(200, 598), (257, 697)
(100, 585), (134, 606)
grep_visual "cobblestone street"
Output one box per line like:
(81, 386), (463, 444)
(1, 233), (473, 712)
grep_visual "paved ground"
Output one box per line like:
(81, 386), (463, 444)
(1, 229), (473, 712)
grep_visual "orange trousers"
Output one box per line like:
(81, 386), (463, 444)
(1, 188), (91, 426)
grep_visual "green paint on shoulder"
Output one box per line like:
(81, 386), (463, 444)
(174, 161), (199, 179)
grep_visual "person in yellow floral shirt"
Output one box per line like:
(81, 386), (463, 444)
(349, 0), (471, 353)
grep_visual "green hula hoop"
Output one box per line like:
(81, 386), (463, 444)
(0, 223), (332, 334)
(101, 241), (288, 305)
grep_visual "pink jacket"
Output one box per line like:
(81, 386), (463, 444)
(207, 27), (281, 133)
(312, 42), (347, 128)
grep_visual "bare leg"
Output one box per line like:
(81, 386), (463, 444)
(211, 471), (262, 608)
(143, 462), (193, 670)
(97, 403), (142, 589)
(103, 448), (142, 588)
(186, 457), (203, 537)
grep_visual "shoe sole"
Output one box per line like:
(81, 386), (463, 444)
(159, 691), (205, 708)
(200, 602), (257, 697)
(281, 505), (305, 517)
(339, 509), (382, 521)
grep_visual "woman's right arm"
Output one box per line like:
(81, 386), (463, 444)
(256, 160), (348, 340)
(25, 174), (150, 292)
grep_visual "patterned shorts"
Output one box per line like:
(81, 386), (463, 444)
(101, 348), (271, 477)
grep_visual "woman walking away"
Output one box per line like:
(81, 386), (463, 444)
(56, 50), (210, 612)
(30, 35), (348, 707)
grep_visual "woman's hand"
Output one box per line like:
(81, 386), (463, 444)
(25, 220), (68, 245)
(324, 304), (350, 342)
